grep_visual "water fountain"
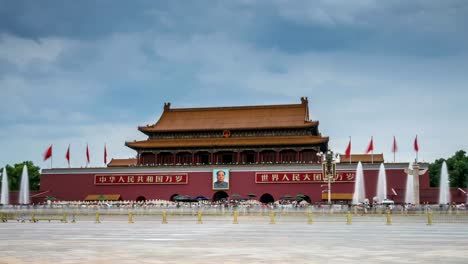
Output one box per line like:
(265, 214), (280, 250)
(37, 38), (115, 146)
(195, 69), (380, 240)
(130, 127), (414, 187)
(376, 163), (387, 203)
(19, 164), (30, 205)
(404, 163), (414, 204)
(352, 162), (366, 205)
(1, 167), (9, 205)
(438, 161), (450, 205)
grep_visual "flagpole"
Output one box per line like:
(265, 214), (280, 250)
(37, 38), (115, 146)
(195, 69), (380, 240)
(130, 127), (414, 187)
(415, 135), (419, 163)
(104, 143), (107, 167)
(349, 136), (352, 164)
(371, 136), (374, 164)
(68, 144), (70, 168)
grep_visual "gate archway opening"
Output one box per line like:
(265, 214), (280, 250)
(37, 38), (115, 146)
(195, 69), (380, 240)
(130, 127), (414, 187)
(260, 193), (275, 204)
(297, 195), (311, 204)
(170, 194), (180, 202)
(136, 196), (146, 202)
(212, 191), (229, 202)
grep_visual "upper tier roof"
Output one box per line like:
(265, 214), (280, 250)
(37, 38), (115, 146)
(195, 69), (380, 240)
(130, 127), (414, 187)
(139, 97), (317, 132)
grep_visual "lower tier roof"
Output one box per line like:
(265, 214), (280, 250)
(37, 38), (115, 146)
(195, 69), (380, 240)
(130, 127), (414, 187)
(126, 135), (328, 149)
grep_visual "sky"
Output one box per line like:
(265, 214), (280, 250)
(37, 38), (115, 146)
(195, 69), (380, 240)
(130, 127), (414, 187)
(1, 0), (467, 169)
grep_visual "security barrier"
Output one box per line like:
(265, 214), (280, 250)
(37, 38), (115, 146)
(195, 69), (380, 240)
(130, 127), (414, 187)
(197, 211), (202, 224)
(95, 212), (101, 223)
(427, 210), (433, 225)
(30, 213), (67, 223)
(1, 207), (468, 225)
(386, 209), (392, 225)
(269, 211), (275, 224)
(233, 211), (239, 224)
(128, 212), (134, 224)
(162, 211), (168, 224)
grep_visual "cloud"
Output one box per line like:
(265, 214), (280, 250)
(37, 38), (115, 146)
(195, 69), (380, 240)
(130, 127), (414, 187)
(0, 34), (68, 68)
(146, 30), (468, 163)
(0, 1), (467, 169)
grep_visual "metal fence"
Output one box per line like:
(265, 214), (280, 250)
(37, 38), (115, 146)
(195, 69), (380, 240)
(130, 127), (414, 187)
(1, 206), (467, 224)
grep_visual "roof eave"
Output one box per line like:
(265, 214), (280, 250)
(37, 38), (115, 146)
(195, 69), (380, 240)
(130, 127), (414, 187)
(138, 123), (317, 133)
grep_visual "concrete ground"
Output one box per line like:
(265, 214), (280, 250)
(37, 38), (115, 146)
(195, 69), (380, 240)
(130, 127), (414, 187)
(0, 215), (467, 264)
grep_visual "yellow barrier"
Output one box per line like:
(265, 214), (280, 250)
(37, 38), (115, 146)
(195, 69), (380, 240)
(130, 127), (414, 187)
(128, 212), (134, 224)
(233, 211), (239, 224)
(30, 213), (66, 223)
(162, 211), (168, 224)
(197, 211), (202, 224)
(269, 211), (275, 224)
(386, 209), (392, 225)
(427, 211), (433, 226)
(95, 212), (101, 224)
(346, 211), (352, 225)
(307, 212), (313, 225)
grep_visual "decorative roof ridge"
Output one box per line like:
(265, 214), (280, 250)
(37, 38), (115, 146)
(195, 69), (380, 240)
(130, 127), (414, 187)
(138, 122), (318, 131)
(164, 103), (305, 112)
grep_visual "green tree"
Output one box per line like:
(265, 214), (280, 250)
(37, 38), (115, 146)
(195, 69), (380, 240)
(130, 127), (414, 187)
(429, 150), (468, 188)
(1, 161), (41, 191)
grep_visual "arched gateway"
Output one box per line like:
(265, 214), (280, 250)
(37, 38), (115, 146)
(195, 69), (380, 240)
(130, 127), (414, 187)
(212, 191), (229, 202)
(260, 193), (275, 204)
(136, 196), (146, 202)
(170, 194), (180, 202)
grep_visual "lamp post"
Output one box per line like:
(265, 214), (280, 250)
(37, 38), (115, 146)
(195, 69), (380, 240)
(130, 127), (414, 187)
(322, 150), (336, 205)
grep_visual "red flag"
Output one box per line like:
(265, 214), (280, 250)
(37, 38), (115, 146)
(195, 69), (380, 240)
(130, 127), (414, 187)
(104, 144), (107, 164)
(392, 136), (398, 153)
(365, 137), (374, 154)
(86, 144), (90, 164)
(345, 139), (351, 159)
(43, 145), (53, 161)
(65, 145), (70, 165)
(414, 135), (419, 152)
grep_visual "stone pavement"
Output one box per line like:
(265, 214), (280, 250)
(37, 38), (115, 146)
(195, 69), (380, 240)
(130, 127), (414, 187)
(0, 216), (467, 264)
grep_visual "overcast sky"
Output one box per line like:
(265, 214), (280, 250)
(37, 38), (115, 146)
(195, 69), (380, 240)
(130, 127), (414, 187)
(1, 0), (467, 169)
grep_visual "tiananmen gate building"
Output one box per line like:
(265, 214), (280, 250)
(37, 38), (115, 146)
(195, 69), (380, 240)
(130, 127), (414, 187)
(39, 97), (465, 204)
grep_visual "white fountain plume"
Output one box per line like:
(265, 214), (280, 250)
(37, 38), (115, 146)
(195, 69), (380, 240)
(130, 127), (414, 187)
(376, 163), (387, 203)
(19, 164), (30, 205)
(405, 162), (414, 204)
(1, 167), (9, 205)
(352, 162), (366, 205)
(438, 161), (450, 205)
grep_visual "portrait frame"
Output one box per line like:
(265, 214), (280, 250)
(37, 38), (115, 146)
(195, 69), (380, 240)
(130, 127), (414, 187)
(212, 169), (230, 190)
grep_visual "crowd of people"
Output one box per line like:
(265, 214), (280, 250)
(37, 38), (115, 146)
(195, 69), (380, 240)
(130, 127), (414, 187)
(1, 198), (466, 215)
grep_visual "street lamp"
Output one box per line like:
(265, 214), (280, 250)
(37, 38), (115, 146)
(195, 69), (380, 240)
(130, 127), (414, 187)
(322, 150), (336, 205)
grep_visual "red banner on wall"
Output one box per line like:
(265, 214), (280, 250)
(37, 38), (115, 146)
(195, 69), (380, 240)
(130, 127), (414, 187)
(94, 174), (188, 185)
(255, 171), (355, 183)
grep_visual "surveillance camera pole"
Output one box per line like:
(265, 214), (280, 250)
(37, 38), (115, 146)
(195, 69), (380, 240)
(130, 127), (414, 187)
(322, 150), (336, 205)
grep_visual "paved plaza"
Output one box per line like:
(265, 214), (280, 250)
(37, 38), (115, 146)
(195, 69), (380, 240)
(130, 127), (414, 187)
(1, 215), (467, 264)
